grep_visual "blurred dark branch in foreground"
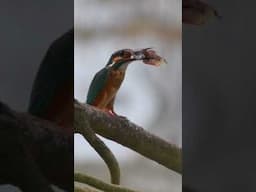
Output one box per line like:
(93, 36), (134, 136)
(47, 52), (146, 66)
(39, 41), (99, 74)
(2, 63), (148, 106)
(74, 100), (182, 174)
(0, 101), (73, 192)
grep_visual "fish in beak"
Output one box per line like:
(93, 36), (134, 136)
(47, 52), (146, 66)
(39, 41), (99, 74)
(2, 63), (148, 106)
(133, 48), (167, 66)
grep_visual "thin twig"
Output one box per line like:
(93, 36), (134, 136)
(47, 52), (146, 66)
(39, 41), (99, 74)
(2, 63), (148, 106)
(75, 184), (101, 192)
(75, 109), (120, 184)
(75, 172), (140, 192)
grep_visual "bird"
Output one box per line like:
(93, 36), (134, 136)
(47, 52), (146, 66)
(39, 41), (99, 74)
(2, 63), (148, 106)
(86, 48), (165, 116)
(28, 29), (74, 135)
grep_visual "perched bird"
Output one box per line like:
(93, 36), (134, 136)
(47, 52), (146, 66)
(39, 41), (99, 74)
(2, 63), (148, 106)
(86, 48), (166, 116)
(28, 29), (74, 135)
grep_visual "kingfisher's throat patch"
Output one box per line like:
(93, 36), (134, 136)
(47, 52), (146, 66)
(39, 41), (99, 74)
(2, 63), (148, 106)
(113, 56), (122, 63)
(108, 56), (122, 67)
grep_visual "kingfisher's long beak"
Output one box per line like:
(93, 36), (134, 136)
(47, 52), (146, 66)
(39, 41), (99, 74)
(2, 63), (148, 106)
(133, 50), (146, 60)
(132, 48), (152, 60)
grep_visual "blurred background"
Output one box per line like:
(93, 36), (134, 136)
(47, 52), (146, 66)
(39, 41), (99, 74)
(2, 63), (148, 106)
(74, 0), (181, 191)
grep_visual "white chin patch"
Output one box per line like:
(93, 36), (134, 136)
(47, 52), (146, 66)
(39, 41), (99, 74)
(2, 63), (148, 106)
(108, 61), (115, 67)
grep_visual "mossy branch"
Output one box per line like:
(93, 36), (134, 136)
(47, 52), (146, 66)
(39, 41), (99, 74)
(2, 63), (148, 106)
(75, 173), (140, 192)
(75, 184), (101, 192)
(74, 100), (182, 174)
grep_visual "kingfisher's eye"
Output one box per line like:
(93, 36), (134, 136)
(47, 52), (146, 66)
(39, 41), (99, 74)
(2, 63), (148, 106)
(118, 51), (124, 56)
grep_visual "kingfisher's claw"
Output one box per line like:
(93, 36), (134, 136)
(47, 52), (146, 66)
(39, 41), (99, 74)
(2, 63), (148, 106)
(107, 110), (127, 120)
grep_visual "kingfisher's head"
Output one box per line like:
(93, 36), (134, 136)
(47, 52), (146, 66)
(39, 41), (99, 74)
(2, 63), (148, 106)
(106, 48), (166, 70)
(106, 48), (149, 70)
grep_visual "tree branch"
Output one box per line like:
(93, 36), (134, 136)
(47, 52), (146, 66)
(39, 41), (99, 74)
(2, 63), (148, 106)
(75, 184), (101, 192)
(75, 113), (120, 184)
(74, 100), (182, 174)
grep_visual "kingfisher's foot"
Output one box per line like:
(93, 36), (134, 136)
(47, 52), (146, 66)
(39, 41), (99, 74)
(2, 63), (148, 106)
(107, 110), (127, 120)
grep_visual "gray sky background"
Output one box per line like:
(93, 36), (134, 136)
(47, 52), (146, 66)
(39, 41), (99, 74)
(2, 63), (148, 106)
(75, 0), (181, 191)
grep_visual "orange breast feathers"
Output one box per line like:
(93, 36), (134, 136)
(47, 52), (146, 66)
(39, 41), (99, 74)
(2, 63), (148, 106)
(92, 69), (125, 109)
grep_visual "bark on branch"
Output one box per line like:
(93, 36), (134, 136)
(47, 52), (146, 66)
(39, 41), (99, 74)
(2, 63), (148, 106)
(74, 100), (182, 174)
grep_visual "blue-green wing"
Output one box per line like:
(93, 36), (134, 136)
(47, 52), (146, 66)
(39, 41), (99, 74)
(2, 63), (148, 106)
(86, 67), (109, 104)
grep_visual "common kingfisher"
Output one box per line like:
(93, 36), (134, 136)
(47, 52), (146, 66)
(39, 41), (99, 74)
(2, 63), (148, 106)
(86, 48), (166, 116)
(28, 29), (74, 135)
